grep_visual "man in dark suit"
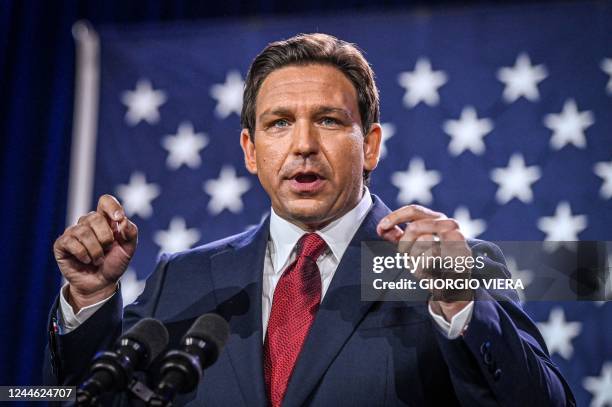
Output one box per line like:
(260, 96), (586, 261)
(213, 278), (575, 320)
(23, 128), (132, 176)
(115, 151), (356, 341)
(47, 33), (575, 406)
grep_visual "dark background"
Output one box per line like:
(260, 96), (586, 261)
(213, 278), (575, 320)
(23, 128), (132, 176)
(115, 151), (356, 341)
(0, 0), (585, 387)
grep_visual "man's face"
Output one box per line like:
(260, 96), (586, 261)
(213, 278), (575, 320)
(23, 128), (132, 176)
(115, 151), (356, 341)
(240, 64), (381, 230)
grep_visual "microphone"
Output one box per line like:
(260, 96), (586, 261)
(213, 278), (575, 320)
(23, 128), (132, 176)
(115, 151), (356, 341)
(150, 313), (230, 406)
(77, 318), (169, 406)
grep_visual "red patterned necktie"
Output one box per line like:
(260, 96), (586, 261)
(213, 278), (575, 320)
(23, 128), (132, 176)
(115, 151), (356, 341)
(264, 233), (327, 407)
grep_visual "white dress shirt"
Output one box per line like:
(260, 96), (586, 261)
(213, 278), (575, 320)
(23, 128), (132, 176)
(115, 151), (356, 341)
(262, 189), (373, 333)
(59, 189), (473, 339)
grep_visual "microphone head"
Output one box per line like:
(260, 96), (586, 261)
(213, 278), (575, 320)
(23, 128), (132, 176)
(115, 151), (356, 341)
(183, 314), (230, 365)
(122, 318), (169, 364)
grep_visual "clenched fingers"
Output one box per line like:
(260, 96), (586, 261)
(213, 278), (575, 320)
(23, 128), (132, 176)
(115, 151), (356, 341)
(402, 218), (460, 242)
(377, 205), (446, 243)
(378, 205), (445, 231)
(54, 235), (91, 264)
(70, 224), (106, 265)
(77, 211), (114, 249)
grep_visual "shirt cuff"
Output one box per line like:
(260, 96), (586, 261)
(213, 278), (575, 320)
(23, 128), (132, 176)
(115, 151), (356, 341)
(428, 300), (474, 339)
(57, 283), (116, 334)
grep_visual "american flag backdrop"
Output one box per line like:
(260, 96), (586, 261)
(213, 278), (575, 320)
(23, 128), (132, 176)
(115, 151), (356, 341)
(68, 1), (612, 405)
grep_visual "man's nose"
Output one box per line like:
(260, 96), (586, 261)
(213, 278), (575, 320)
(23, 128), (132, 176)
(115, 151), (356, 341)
(291, 120), (320, 157)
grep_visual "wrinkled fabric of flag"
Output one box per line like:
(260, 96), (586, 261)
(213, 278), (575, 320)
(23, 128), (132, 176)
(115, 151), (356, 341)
(82, 2), (612, 405)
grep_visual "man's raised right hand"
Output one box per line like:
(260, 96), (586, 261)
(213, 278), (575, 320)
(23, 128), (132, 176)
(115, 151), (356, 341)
(53, 194), (138, 312)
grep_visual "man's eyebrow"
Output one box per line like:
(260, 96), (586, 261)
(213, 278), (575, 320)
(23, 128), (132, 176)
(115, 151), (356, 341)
(258, 106), (354, 120)
(258, 107), (293, 120)
(314, 106), (353, 119)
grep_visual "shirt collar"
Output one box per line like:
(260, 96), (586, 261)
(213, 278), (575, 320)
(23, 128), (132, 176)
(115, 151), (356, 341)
(269, 188), (373, 273)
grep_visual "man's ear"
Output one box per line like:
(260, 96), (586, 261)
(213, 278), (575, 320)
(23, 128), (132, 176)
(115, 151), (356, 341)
(240, 129), (258, 174)
(363, 123), (382, 172)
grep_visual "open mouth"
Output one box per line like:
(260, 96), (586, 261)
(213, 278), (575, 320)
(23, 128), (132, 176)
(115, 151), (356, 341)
(288, 171), (326, 193)
(294, 173), (321, 183)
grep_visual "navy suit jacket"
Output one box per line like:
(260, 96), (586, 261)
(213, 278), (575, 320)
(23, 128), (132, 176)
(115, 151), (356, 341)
(44, 195), (575, 406)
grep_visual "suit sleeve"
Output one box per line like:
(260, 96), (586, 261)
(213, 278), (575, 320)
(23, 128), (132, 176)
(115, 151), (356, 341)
(42, 254), (173, 386)
(42, 290), (123, 385)
(433, 241), (576, 407)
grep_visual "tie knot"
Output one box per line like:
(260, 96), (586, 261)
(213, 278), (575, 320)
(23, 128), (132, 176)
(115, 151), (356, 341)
(296, 233), (327, 260)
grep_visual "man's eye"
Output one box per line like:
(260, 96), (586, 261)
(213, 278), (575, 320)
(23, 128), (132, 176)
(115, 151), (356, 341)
(320, 117), (340, 127)
(272, 119), (290, 128)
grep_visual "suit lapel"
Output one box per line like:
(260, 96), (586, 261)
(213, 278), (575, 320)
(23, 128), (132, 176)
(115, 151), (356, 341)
(282, 195), (392, 407)
(209, 218), (270, 406)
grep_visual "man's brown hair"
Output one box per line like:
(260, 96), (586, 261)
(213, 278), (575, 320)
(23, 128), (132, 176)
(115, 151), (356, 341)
(241, 33), (380, 139)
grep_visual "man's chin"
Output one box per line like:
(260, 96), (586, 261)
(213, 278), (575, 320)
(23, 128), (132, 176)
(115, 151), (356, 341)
(278, 199), (332, 227)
